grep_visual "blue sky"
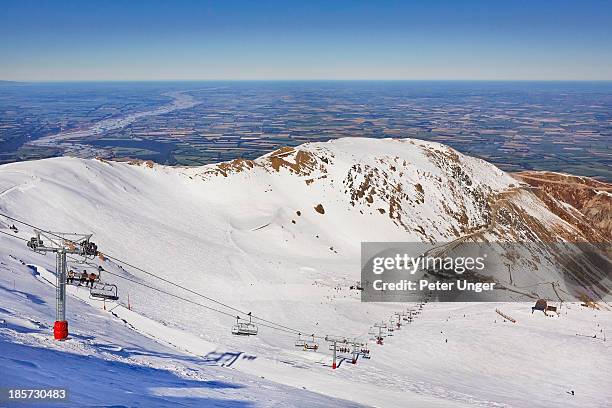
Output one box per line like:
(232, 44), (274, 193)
(1, 0), (611, 81)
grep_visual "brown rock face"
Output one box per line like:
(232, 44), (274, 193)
(513, 171), (612, 243)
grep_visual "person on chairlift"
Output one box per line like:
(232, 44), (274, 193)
(80, 270), (88, 285)
(67, 269), (75, 284)
(88, 271), (97, 288)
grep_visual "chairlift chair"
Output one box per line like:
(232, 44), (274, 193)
(231, 315), (258, 336)
(27, 236), (43, 251)
(89, 282), (119, 301)
(80, 241), (98, 257)
(303, 334), (318, 351)
(65, 271), (82, 286)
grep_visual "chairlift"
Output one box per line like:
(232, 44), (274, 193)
(68, 265), (117, 301)
(80, 241), (98, 257)
(67, 265), (103, 285)
(89, 282), (119, 301)
(295, 333), (306, 347)
(303, 334), (318, 351)
(231, 315), (258, 336)
(27, 236), (43, 251)
(9, 224), (18, 233)
(66, 270), (85, 286)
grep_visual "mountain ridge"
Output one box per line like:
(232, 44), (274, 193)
(1, 137), (610, 407)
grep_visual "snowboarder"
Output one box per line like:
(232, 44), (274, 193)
(80, 270), (88, 285)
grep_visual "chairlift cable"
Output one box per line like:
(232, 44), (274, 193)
(0, 230), (380, 360)
(98, 251), (307, 335)
(65, 254), (299, 334)
(0, 229), (29, 242)
(2, 213), (375, 341)
(64, 254), (302, 334)
(0, 212), (310, 335)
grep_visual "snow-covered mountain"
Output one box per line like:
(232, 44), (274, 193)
(1, 137), (610, 407)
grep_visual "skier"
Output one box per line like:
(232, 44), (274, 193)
(67, 269), (75, 284)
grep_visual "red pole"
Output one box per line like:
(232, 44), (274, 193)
(332, 341), (337, 369)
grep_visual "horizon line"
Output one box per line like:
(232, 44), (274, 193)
(3, 78), (612, 83)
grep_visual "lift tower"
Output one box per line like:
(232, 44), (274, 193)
(27, 230), (98, 340)
(325, 335), (348, 369)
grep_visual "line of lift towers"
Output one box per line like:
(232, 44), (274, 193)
(24, 228), (428, 369)
(322, 300), (425, 369)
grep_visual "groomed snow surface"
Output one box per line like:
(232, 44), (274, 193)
(0, 138), (610, 407)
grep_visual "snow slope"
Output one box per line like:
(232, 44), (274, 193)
(0, 137), (610, 407)
(0, 245), (361, 407)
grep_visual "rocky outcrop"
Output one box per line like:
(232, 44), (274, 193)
(513, 171), (612, 243)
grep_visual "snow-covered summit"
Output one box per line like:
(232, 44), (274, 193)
(0, 137), (607, 292)
(0, 137), (610, 407)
